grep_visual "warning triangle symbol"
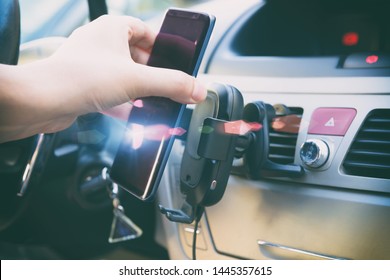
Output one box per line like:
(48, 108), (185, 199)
(325, 117), (335, 127)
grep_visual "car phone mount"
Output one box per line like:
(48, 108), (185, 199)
(159, 83), (244, 223)
(159, 84), (305, 224)
(239, 101), (304, 179)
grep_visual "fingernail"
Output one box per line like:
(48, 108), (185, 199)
(191, 81), (207, 103)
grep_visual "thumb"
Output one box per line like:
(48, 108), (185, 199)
(129, 64), (207, 104)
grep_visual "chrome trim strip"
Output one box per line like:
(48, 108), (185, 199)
(17, 134), (45, 196)
(258, 240), (347, 260)
(184, 227), (200, 235)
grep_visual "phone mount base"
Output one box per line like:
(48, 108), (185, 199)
(159, 83), (244, 224)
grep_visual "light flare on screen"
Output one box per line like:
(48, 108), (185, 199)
(125, 123), (144, 150)
(132, 100), (144, 108)
(125, 124), (187, 150)
(223, 120), (262, 135)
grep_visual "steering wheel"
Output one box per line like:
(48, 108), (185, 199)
(0, 0), (51, 232)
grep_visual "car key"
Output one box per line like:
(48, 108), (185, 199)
(106, 169), (143, 243)
(85, 167), (143, 243)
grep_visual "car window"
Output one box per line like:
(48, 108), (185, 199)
(19, 0), (69, 36)
(19, 0), (214, 43)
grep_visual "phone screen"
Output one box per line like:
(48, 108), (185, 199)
(110, 9), (215, 200)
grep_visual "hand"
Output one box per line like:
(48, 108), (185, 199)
(0, 15), (207, 143)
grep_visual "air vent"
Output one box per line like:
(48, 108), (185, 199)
(343, 109), (390, 180)
(269, 107), (303, 164)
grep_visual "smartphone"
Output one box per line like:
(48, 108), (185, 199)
(110, 9), (215, 201)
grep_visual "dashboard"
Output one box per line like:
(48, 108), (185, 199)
(230, 0), (390, 57)
(155, 0), (390, 260)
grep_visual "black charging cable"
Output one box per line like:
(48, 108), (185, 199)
(192, 206), (204, 260)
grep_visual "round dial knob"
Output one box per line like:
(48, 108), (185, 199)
(300, 139), (329, 168)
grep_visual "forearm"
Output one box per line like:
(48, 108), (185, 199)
(0, 63), (33, 142)
(0, 61), (75, 143)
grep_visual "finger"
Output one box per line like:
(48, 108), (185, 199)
(86, 15), (156, 62)
(91, 15), (156, 49)
(129, 64), (207, 104)
(120, 16), (156, 64)
(122, 17), (156, 53)
(129, 46), (150, 64)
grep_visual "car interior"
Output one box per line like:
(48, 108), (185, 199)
(0, 0), (389, 260)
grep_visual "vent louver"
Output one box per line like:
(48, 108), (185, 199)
(343, 109), (390, 180)
(269, 107), (303, 164)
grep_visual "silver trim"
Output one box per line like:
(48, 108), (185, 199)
(142, 135), (166, 200)
(210, 180), (217, 190)
(184, 227), (201, 235)
(17, 134), (45, 197)
(257, 240), (347, 260)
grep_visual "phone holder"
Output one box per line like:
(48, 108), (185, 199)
(159, 84), (304, 224)
(240, 101), (304, 179)
(159, 83), (243, 223)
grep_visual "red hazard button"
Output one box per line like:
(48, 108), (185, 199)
(308, 108), (357, 136)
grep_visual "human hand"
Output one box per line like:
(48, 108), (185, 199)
(50, 15), (207, 109)
(0, 15), (207, 142)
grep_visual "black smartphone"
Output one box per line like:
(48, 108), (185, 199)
(110, 9), (215, 201)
